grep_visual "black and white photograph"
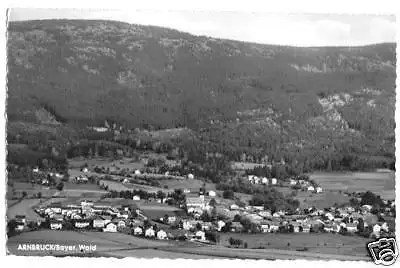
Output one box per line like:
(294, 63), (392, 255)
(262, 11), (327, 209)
(3, 6), (397, 263)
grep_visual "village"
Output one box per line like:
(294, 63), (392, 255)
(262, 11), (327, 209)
(8, 161), (396, 248)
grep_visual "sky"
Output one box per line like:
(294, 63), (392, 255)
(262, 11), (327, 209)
(7, 8), (397, 47)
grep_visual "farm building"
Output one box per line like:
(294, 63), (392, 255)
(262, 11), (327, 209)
(103, 222), (117, 232)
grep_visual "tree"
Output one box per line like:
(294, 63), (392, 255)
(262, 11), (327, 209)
(357, 218), (365, 233)
(360, 191), (384, 207)
(56, 182), (64, 191)
(209, 198), (217, 207)
(196, 222), (202, 231)
(163, 214), (169, 224)
(37, 192), (42, 199)
(7, 220), (18, 237)
(21, 191), (27, 199)
(223, 190), (235, 199)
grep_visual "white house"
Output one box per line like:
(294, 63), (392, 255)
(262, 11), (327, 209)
(195, 230), (206, 241)
(325, 212), (334, 221)
(373, 224), (382, 234)
(307, 186), (315, 192)
(145, 228), (155, 237)
(132, 195), (141, 201)
(50, 222), (62, 230)
(316, 187), (323, 193)
(289, 179), (297, 185)
(381, 222), (389, 232)
(361, 204), (373, 212)
(133, 226), (143, 235)
(230, 204), (240, 210)
(93, 217), (106, 228)
(33, 167), (39, 173)
(217, 220), (226, 231)
(103, 222), (117, 233)
(157, 230), (168, 240)
(262, 177), (269, 185)
(346, 223), (358, 232)
(187, 173), (194, 179)
(75, 221), (90, 229)
(82, 167), (89, 173)
(208, 190), (216, 197)
(134, 170), (141, 175)
(271, 178), (277, 185)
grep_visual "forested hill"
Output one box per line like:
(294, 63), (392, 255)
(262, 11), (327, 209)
(6, 20), (396, 170)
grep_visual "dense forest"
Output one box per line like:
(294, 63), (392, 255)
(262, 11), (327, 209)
(6, 20), (396, 174)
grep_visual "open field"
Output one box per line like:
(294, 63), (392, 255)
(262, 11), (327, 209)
(99, 180), (130, 191)
(56, 183), (108, 198)
(69, 157), (144, 171)
(296, 191), (350, 209)
(7, 199), (44, 221)
(8, 182), (58, 198)
(7, 230), (371, 260)
(158, 178), (216, 192)
(139, 203), (186, 219)
(219, 233), (372, 258)
(309, 172), (395, 199)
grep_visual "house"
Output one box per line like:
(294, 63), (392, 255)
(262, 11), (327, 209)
(133, 226), (143, 235)
(230, 204), (240, 211)
(200, 222), (213, 231)
(346, 223), (358, 232)
(207, 191), (216, 197)
(15, 222), (25, 231)
(132, 195), (141, 201)
(324, 224), (334, 233)
(74, 221), (90, 229)
(361, 204), (373, 213)
(112, 218), (126, 229)
(217, 220), (226, 231)
(271, 178), (277, 185)
(33, 167), (39, 173)
(262, 177), (269, 185)
(332, 223), (341, 233)
(381, 222), (389, 232)
(183, 189), (191, 193)
(372, 224), (381, 234)
(187, 173), (195, 179)
(290, 222), (301, 233)
(186, 195), (205, 213)
(260, 220), (272, 233)
(50, 221), (63, 230)
(289, 179), (297, 185)
(157, 230), (168, 240)
(103, 222), (117, 232)
(134, 170), (141, 175)
(230, 222), (244, 232)
(258, 210), (272, 217)
(195, 230), (206, 241)
(307, 186), (315, 192)
(315, 187), (323, 193)
(301, 224), (311, 233)
(325, 212), (334, 221)
(145, 227), (155, 237)
(15, 215), (26, 224)
(269, 222), (280, 232)
(93, 216), (106, 228)
(76, 176), (89, 183)
(81, 167), (89, 173)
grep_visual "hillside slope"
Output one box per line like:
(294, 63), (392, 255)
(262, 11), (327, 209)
(6, 20), (396, 170)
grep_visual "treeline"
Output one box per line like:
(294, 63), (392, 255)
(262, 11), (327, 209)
(249, 188), (300, 214)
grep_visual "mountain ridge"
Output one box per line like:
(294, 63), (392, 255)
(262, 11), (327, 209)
(6, 19), (396, 170)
